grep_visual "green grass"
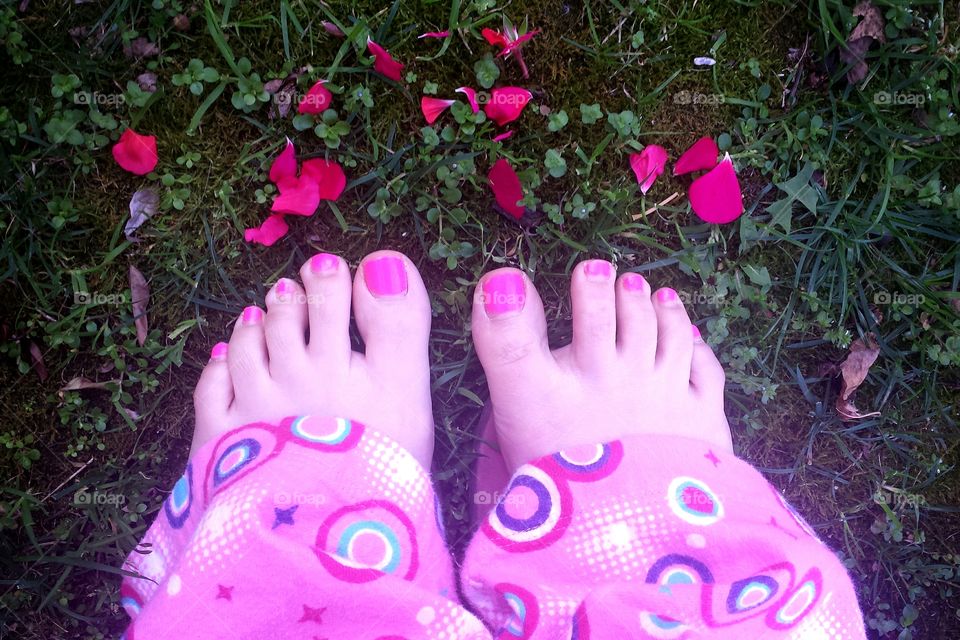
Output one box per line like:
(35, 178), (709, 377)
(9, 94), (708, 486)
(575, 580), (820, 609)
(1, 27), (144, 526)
(1, 0), (959, 638)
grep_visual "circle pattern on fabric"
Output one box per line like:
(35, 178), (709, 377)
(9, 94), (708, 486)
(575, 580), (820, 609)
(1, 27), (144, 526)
(494, 583), (539, 640)
(315, 500), (418, 583)
(727, 575), (779, 613)
(483, 465), (572, 552)
(549, 441), (623, 482)
(646, 554), (715, 586)
(638, 612), (688, 639)
(163, 463), (192, 529)
(666, 476), (723, 526)
(290, 415), (363, 451)
(767, 568), (822, 629)
(570, 602), (591, 640)
(213, 438), (261, 487)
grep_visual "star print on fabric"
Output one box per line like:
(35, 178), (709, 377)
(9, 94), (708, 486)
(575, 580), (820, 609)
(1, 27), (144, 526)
(272, 504), (298, 529)
(299, 604), (326, 624)
(216, 584), (233, 601)
(704, 449), (721, 467)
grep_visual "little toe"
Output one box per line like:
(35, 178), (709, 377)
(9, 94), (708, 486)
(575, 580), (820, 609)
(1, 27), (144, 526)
(689, 325), (726, 401)
(192, 342), (233, 455)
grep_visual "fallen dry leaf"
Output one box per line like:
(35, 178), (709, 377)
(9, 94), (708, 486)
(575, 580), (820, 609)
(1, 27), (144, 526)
(836, 333), (882, 420)
(137, 72), (158, 93)
(123, 37), (160, 59)
(60, 377), (111, 392)
(129, 265), (150, 346)
(841, 1), (886, 84)
(125, 188), (159, 241)
(29, 341), (47, 381)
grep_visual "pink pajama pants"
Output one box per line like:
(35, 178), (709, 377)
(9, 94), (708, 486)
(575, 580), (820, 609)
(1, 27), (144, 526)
(120, 415), (866, 638)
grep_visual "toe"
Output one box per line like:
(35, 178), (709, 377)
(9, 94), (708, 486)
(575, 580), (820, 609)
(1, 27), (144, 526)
(570, 260), (618, 372)
(300, 253), (353, 366)
(264, 278), (309, 380)
(689, 325), (726, 400)
(192, 342), (233, 455)
(228, 305), (272, 400)
(615, 272), (657, 364)
(652, 287), (694, 380)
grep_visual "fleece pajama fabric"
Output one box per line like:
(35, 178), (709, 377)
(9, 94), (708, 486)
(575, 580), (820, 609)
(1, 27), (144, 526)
(120, 415), (866, 639)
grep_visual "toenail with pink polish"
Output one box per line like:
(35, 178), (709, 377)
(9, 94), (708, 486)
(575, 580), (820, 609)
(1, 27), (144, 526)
(310, 253), (339, 274)
(275, 279), (292, 295)
(482, 272), (526, 317)
(692, 325), (703, 342)
(623, 273), (646, 292)
(583, 260), (613, 281)
(210, 342), (228, 360)
(242, 306), (263, 325)
(363, 256), (408, 297)
(657, 288), (678, 303)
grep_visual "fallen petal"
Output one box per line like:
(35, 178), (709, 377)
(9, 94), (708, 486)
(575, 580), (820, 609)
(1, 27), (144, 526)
(484, 86), (532, 126)
(488, 158), (525, 220)
(674, 136), (719, 176)
(418, 30), (450, 39)
(129, 265), (150, 346)
(272, 176), (321, 216)
(321, 21), (345, 37)
(301, 158), (347, 201)
(421, 97), (456, 124)
(500, 29), (539, 57)
(629, 144), (669, 194)
(481, 28), (509, 48)
(244, 213), (289, 246)
(269, 138), (298, 184)
(298, 80), (333, 115)
(112, 129), (158, 175)
(492, 130), (514, 142)
(455, 86), (479, 113)
(688, 154), (744, 224)
(125, 188), (159, 240)
(367, 38), (405, 82)
(693, 56), (716, 66)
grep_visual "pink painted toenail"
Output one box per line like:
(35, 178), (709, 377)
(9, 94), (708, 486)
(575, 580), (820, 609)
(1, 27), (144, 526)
(623, 273), (647, 292)
(583, 260), (613, 281)
(363, 256), (408, 297)
(310, 253), (339, 274)
(275, 278), (292, 295)
(657, 288), (678, 303)
(241, 306), (263, 325)
(692, 325), (703, 342)
(210, 342), (228, 360)
(482, 272), (525, 316)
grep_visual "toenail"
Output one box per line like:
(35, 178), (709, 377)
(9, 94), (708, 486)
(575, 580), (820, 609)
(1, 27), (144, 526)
(275, 278), (293, 295)
(210, 342), (228, 360)
(481, 272), (526, 317)
(657, 288), (678, 303)
(623, 273), (647, 292)
(241, 306), (264, 325)
(583, 260), (613, 282)
(363, 255), (408, 297)
(692, 325), (703, 342)
(310, 253), (339, 274)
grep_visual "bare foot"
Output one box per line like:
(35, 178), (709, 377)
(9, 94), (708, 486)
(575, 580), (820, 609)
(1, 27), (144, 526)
(190, 250), (435, 468)
(471, 260), (731, 471)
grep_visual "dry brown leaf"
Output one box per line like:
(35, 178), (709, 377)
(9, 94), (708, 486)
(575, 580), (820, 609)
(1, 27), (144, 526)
(841, 1), (886, 84)
(123, 37), (160, 59)
(60, 377), (111, 392)
(29, 341), (47, 381)
(836, 333), (882, 420)
(129, 265), (150, 346)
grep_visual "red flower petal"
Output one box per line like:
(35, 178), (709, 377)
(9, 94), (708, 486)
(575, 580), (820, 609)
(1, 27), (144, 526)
(499, 29), (539, 57)
(484, 87), (532, 126)
(244, 213), (289, 246)
(298, 80), (333, 115)
(418, 31), (450, 39)
(629, 144), (668, 194)
(455, 86), (479, 113)
(689, 154), (744, 224)
(420, 97), (456, 124)
(112, 129), (158, 175)
(488, 158), (525, 220)
(673, 136), (719, 176)
(301, 158), (347, 201)
(366, 38), (405, 82)
(271, 175), (321, 216)
(492, 130), (514, 142)
(269, 139), (298, 184)
(481, 28), (509, 48)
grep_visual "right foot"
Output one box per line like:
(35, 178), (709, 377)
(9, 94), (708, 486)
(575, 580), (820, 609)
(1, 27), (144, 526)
(471, 261), (732, 472)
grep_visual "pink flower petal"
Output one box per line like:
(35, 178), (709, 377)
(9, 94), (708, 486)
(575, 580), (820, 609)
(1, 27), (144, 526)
(366, 38), (405, 82)
(484, 87), (532, 126)
(301, 158), (347, 201)
(271, 175), (321, 216)
(112, 129), (158, 175)
(418, 31), (450, 39)
(455, 86), (479, 113)
(488, 158), (525, 220)
(499, 29), (539, 57)
(269, 139), (298, 184)
(492, 130), (514, 142)
(244, 213), (289, 246)
(673, 136), (719, 176)
(321, 21), (345, 37)
(629, 144), (669, 195)
(298, 80), (333, 115)
(420, 97), (456, 124)
(481, 28), (509, 48)
(689, 154), (744, 224)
